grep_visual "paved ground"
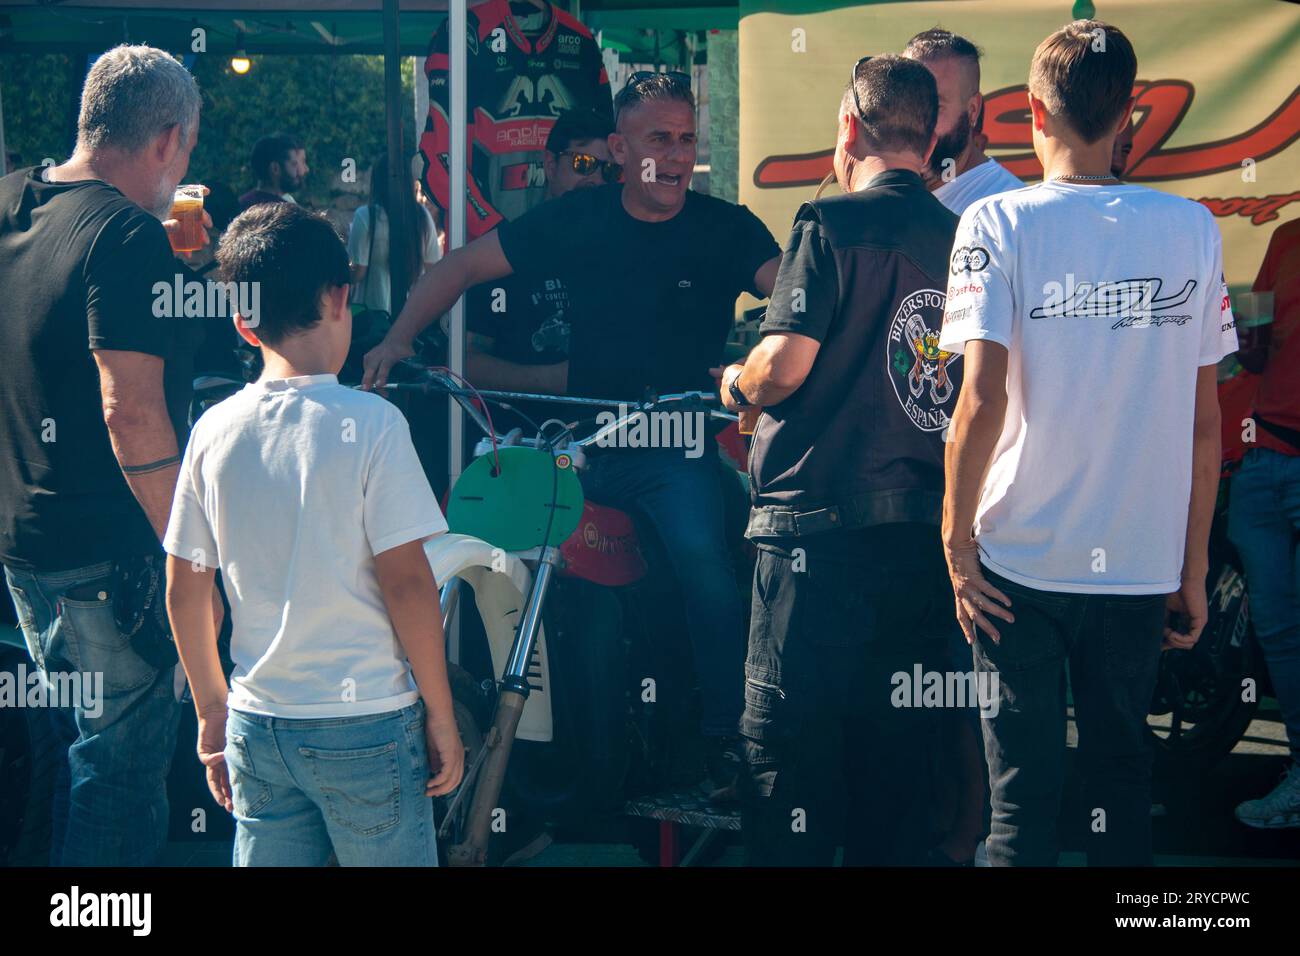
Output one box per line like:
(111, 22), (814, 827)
(157, 699), (1299, 867)
(6, 625), (1296, 867)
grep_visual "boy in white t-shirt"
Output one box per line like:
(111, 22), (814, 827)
(163, 203), (464, 866)
(939, 21), (1236, 866)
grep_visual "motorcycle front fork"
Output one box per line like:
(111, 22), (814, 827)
(447, 544), (562, 867)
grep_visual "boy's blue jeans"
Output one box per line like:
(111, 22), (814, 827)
(1228, 447), (1300, 762)
(225, 701), (438, 866)
(4, 560), (181, 866)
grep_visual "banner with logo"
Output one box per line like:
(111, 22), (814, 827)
(738, 0), (1300, 288)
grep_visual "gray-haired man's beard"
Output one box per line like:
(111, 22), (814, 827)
(148, 182), (177, 221)
(929, 113), (972, 178)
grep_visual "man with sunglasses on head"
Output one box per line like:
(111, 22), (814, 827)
(717, 54), (958, 865)
(365, 71), (781, 800)
(464, 109), (615, 413)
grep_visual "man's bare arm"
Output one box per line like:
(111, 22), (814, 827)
(394, 228), (512, 342)
(753, 255), (781, 299)
(726, 331), (820, 408)
(363, 232), (515, 391)
(94, 350), (180, 541)
(466, 333), (568, 394)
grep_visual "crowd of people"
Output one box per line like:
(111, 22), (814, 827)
(0, 16), (1295, 869)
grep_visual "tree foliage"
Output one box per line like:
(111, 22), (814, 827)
(1, 52), (417, 208)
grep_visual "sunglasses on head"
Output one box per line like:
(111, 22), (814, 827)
(557, 151), (621, 182)
(849, 55), (873, 121)
(626, 69), (692, 91)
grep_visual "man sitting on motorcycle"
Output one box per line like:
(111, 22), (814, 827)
(363, 71), (782, 800)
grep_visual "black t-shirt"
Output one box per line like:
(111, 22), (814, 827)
(466, 256), (572, 433)
(0, 168), (197, 571)
(496, 184), (778, 401)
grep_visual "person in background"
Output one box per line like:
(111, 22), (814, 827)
(1228, 216), (1300, 829)
(904, 26), (1017, 866)
(239, 132), (308, 211)
(165, 203), (462, 866)
(347, 152), (441, 321)
(720, 54), (956, 865)
(4, 151), (20, 175)
(904, 29), (1022, 215)
(364, 73), (781, 800)
(940, 20), (1235, 866)
(466, 108), (616, 416)
(0, 44), (213, 866)
(1111, 115), (1136, 180)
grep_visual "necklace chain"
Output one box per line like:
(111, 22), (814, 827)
(1052, 172), (1119, 182)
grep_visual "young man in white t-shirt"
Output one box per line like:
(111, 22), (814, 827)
(939, 20), (1236, 867)
(163, 203), (464, 866)
(903, 29), (1023, 215)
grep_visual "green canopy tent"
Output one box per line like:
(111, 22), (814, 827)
(0, 0), (739, 480)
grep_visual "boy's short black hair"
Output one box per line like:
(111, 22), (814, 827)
(217, 203), (350, 345)
(847, 54), (939, 158)
(250, 131), (301, 181)
(545, 108), (614, 155)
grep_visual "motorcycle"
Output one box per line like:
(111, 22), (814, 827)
(381, 365), (751, 865)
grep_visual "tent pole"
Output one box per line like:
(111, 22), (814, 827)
(448, 0), (467, 484)
(0, 79), (7, 174)
(382, 0), (410, 316)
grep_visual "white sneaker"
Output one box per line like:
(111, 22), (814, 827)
(1234, 762), (1300, 830)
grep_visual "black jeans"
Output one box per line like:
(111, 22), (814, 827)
(974, 567), (1166, 866)
(740, 527), (950, 866)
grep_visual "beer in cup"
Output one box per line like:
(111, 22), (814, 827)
(168, 184), (206, 255)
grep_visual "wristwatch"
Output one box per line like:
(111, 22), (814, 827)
(727, 370), (752, 407)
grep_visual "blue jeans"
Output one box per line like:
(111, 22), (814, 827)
(580, 448), (745, 737)
(225, 701), (438, 866)
(1228, 447), (1300, 761)
(4, 561), (181, 866)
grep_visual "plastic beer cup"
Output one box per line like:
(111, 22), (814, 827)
(169, 184), (206, 254)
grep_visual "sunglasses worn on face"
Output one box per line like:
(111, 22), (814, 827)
(558, 151), (621, 182)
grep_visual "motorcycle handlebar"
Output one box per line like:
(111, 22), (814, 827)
(363, 363), (740, 449)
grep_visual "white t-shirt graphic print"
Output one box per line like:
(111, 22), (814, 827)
(938, 182), (1237, 594)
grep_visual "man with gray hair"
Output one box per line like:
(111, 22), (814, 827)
(0, 44), (215, 865)
(904, 28), (1022, 214)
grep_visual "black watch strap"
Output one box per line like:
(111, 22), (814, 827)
(728, 376), (751, 407)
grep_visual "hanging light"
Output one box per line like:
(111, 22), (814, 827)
(231, 32), (251, 74)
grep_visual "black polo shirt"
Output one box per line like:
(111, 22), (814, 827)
(747, 169), (959, 541)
